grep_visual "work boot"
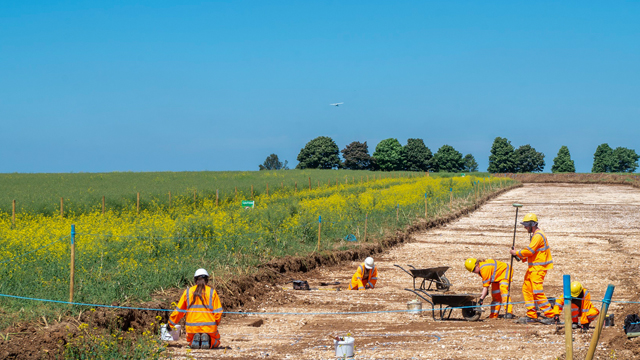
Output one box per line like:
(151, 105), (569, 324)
(516, 316), (538, 324)
(200, 333), (211, 349)
(572, 323), (579, 329)
(538, 317), (554, 325)
(191, 333), (202, 349)
(553, 315), (564, 325)
(504, 313), (515, 320)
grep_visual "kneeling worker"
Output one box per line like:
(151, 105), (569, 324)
(167, 268), (223, 349)
(348, 257), (377, 290)
(465, 258), (515, 319)
(551, 281), (599, 331)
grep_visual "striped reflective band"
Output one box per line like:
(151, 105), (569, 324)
(492, 289), (501, 294)
(533, 289), (545, 294)
(528, 260), (553, 266)
(526, 246), (535, 254)
(189, 304), (213, 310)
(212, 306), (223, 313)
(186, 321), (218, 327)
(186, 288), (190, 308)
(356, 277), (362, 280)
(358, 287), (365, 290)
(169, 319), (177, 326)
(209, 288), (214, 308)
(371, 277), (377, 280)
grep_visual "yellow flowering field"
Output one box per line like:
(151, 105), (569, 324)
(0, 174), (513, 326)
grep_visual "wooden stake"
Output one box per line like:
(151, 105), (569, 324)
(266, 183), (269, 196)
(216, 189), (219, 205)
(234, 187), (237, 201)
(169, 191), (172, 209)
(317, 180), (319, 188)
(396, 205), (399, 223)
(12, 199), (15, 227)
(193, 190), (197, 208)
(69, 225), (76, 303)
(450, 189), (453, 210)
(367, 175), (369, 182)
(60, 197), (64, 219)
(295, 182), (297, 193)
(102, 196), (105, 215)
(585, 284), (615, 360)
(137, 192), (140, 214)
(309, 177), (311, 190)
(328, 179), (330, 187)
(251, 185), (254, 200)
(364, 214), (368, 242)
(425, 196), (428, 219)
(361, 176), (363, 183)
(317, 216), (322, 251)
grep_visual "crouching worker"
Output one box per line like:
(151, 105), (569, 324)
(348, 257), (377, 290)
(551, 281), (599, 331)
(465, 258), (515, 319)
(168, 268), (222, 349)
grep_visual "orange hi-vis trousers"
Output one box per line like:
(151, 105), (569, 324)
(186, 330), (221, 349)
(523, 270), (555, 319)
(489, 280), (513, 318)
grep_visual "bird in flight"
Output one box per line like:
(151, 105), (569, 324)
(330, 102), (344, 107)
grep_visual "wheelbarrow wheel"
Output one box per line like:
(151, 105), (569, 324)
(436, 275), (451, 291)
(461, 301), (482, 321)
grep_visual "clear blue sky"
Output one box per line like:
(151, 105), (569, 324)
(1, 1), (638, 173)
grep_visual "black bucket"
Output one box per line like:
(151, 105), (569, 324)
(605, 314), (614, 327)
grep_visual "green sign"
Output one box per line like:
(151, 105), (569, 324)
(241, 200), (255, 209)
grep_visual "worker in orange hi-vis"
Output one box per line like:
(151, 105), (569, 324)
(551, 281), (599, 332)
(509, 213), (555, 325)
(167, 268), (223, 349)
(348, 257), (378, 290)
(464, 258), (514, 319)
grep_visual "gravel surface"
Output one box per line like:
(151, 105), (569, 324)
(168, 183), (640, 359)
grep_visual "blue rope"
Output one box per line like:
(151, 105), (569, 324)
(0, 236), (67, 265)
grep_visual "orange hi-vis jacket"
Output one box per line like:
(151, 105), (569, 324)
(516, 229), (553, 271)
(169, 285), (223, 335)
(478, 259), (511, 287)
(552, 290), (599, 325)
(348, 263), (378, 290)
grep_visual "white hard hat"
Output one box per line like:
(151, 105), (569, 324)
(194, 268), (209, 278)
(364, 257), (374, 269)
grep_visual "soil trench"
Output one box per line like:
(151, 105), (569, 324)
(169, 183), (640, 359)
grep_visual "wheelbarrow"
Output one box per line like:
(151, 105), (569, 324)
(394, 264), (451, 292)
(395, 264), (482, 321)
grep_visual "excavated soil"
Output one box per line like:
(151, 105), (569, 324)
(166, 183), (640, 359)
(5, 183), (640, 359)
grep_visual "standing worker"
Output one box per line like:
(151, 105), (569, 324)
(348, 257), (378, 290)
(509, 213), (555, 325)
(167, 268), (223, 349)
(551, 281), (599, 331)
(464, 258), (515, 319)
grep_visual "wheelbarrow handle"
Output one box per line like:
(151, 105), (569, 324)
(394, 264), (414, 277)
(407, 264), (417, 269)
(404, 289), (434, 306)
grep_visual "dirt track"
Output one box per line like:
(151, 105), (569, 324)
(169, 183), (640, 359)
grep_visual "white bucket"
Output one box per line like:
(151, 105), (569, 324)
(160, 325), (181, 341)
(334, 336), (354, 358)
(407, 300), (422, 315)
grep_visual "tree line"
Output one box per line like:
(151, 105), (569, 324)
(289, 136), (478, 172)
(488, 137), (639, 173)
(259, 136), (639, 173)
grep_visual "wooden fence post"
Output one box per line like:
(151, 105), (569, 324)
(216, 189), (219, 205)
(12, 199), (15, 227)
(450, 188), (453, 210)
(69, 224), (76, 303)
(328, 179), (330, 187)
(137, 192), (140, 214)
(266, 183), (269, 196)
(102, 196), (105, 215)
(364, 214), (368, 242)
(169, 191), (172, 209)
(60, 197), (64, 219)
(295, 182), (297, 193)
(235, 187), (237, 201)
(563, 275), (573, 360)
(396, 204), (399, 223)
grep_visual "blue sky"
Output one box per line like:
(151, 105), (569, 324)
(1, 1), (638, 173)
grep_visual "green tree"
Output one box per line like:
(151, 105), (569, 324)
(515, 145), (545, 173)
(259, 154), (288, 170)
(296, 136), (341, 169)
(403, 138), (433, 171)
(487, 137), (516, 173)
(592, 143), (614, 173)
(463, 154), (478, 172)
(432, 145), (464, 172)
(551, 146), (576, 173)
(341, 141), (372, 170)
(372, 138), (404, 171)
(612, 147), (639, 173)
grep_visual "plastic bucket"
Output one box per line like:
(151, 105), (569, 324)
(334, 336), (354, 358)
(407, 300), (422, 315)
(160, 325), (181, 341)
